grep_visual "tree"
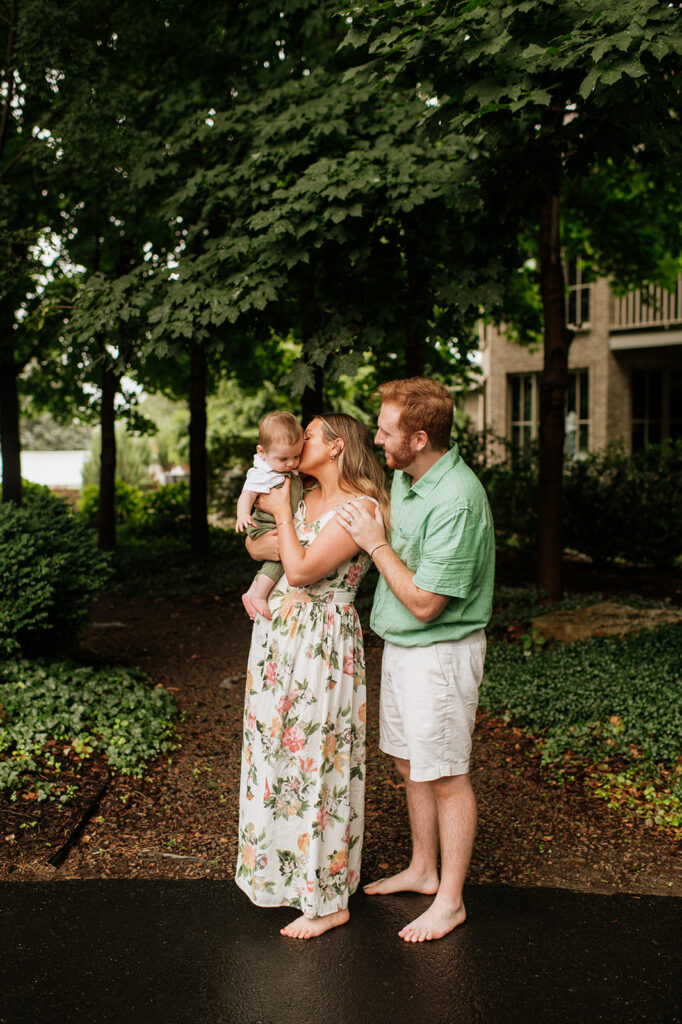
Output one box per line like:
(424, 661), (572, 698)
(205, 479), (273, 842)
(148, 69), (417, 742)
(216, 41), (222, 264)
(349, 0), (682, 598)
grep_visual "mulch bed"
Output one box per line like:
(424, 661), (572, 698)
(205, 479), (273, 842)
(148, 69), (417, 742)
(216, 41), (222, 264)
(1, 588), (680, 895)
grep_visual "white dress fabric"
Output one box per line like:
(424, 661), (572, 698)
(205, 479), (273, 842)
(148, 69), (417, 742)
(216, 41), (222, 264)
(235, 498), (373, 916)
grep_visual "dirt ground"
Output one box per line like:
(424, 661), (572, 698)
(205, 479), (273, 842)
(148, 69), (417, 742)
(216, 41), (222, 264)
(1, 585), (680, 896)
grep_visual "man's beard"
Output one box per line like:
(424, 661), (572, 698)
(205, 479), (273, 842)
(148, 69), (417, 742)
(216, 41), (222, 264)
(386, 439), (415, 471)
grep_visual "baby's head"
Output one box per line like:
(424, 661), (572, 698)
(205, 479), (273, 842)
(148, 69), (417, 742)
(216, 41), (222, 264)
(257, 411), (304, 472)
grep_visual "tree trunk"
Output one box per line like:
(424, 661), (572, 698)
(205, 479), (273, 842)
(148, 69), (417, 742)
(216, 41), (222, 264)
(98, 359), (118, 550)
(301, 365), (324, 424)
(404, 237), (427, 378)
(189, 340), (209, 553)
(537, 192), (573, 601)
(0, 348), (23, 505)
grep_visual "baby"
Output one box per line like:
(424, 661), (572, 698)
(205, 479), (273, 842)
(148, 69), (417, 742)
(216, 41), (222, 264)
(236, 410), (304, 620)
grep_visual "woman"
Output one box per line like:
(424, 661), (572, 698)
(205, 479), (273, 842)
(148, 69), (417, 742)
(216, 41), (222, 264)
(235, 413), (389, 939)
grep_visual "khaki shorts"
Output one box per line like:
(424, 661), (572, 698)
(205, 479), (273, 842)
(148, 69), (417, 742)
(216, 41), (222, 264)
(379, 631), (487, 782)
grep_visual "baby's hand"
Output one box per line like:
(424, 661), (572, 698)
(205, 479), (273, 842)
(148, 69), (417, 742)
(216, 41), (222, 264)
(235, 514), (255, 533)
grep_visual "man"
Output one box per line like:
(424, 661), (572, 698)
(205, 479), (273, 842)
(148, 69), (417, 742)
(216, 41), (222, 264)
(337, 377), (494, 943)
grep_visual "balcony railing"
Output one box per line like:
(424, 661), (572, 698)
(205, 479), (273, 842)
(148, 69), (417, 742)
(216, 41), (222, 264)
(611, 275), (682, 331)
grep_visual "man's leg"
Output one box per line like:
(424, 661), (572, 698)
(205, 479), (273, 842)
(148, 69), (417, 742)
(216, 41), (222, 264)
(363, 756), (440, 896)
(398, 772), (476, 942)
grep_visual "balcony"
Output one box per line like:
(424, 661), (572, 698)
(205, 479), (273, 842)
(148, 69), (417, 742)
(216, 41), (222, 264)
(610, 275), (682, 350)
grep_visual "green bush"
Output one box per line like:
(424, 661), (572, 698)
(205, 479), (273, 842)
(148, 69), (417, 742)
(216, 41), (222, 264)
(563, 441), (682, 566)
(79, 480), (190, 539)
(0, 490), (111, 658)
(0, 658), (177, 802)
(462, 430), (682, 566)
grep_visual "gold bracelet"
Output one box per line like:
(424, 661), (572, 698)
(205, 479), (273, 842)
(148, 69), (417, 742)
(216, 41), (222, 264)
(276, 519), (294, 526)
(369, 542), (388, 559)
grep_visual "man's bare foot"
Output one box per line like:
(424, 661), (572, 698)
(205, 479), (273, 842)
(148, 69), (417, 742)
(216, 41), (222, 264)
(398, 897), (466, 943)
(280, 908), (349, 939)
(251, 595), (272, 620)
(363, 867), (439, 896)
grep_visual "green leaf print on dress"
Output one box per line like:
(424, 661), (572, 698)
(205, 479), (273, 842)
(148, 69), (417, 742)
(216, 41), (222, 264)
(235, 500), (372, 918)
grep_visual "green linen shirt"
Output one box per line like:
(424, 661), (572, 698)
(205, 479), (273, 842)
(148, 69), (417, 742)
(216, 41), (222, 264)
(370, 444), (495, 646)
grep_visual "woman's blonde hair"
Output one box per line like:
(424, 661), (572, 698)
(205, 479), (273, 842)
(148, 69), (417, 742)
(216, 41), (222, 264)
(316, 413), (391, 529)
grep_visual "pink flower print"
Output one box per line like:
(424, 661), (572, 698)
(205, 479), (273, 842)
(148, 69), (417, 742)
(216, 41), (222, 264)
(348, 870), (359, 888)
(264, 779), (270, 801)
(345, 562), (363, 588)
(277, 693), (296, 716)
(315, 807), (330, 831)
(298, 756), (318, 774)
(281, 725), (306, 753)
(306, 879), (315, 893)
(266, 661), (277, 687)
(342, 652), (354, 676)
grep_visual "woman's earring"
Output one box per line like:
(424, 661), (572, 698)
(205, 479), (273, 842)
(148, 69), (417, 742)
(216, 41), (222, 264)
(330, 451), (337, 461)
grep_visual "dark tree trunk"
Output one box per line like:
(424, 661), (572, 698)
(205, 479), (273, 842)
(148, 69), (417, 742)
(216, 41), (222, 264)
(0, 348), (23, 505)
(404, 237), (427, 378)
(189, 340), (209, 554)
(537, 192), (573, 601)
(299, 274), (324, 422)
(301, 365), (324, 424)
(98, 358), (118, 550)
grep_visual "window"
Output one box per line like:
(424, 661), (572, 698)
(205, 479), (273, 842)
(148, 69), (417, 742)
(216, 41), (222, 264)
(566, 259), (593, 328)
(509, 373), (538, 450)
(565, 369), (590, 458)
(632, 369), (682, 451)
(508, 370), (590, 457)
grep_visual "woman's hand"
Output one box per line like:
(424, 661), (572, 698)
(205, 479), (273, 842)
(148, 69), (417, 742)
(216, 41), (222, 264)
(256, 477), (291, 519)
(336, 499), (386, 553)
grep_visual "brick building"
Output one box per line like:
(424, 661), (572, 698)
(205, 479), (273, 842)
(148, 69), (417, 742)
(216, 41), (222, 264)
(466, 267), (682, 457)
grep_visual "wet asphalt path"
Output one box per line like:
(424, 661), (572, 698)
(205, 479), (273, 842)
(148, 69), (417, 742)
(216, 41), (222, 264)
(1, 882), (680, 1024)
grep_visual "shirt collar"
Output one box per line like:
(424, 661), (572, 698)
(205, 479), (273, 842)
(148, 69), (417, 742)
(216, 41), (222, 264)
(398, 443), (460, 498)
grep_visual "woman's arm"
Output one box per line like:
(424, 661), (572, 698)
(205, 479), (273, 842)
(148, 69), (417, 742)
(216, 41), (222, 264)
(257, 479), (361, 586)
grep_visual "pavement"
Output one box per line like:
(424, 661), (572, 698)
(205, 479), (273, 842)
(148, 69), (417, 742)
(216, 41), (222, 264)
(1, 881), (680, 1024)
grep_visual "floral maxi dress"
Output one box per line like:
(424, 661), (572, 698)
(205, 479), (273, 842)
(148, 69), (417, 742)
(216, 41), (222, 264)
(236, 502), (372, 917)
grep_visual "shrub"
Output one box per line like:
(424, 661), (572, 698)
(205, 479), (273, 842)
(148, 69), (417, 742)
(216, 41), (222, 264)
(563, 441), (682, 566)
(79, 480), (191, 539)
(0, 490), (111, 658)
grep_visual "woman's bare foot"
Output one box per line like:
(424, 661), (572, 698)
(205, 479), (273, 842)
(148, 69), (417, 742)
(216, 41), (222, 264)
(280, 908), (349, 939)
(363, 867), (439, 896)
(398, 897), (466, 943)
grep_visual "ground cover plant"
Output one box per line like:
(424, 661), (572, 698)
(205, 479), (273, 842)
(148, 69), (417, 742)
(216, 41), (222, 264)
(483, 605), (682, 833)
(0, 659), (178, 805)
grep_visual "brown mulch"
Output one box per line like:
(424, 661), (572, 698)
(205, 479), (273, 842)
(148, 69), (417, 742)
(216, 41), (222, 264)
(1, 589), (679, 895)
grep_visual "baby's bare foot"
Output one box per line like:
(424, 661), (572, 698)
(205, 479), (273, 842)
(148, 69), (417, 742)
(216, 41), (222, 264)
(363, 867), (439, 896)
(241, 592), (257, 620)
(250, 595), (272, 620)
(398, 897), (466, 943)
(280, 908), (349, 939)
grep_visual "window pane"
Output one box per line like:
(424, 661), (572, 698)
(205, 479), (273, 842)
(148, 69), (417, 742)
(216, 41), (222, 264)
(579, 423), (589, 452)
(567, 291), (577, 324)
(580, 287), (590, 324)
(648, 421), (662, 446)
(523, 424), (531, 447)
(632, 371), (646, 419)
(567, 373), (576, 414)
(649, 370), (662, 418)
(632, 423), (645, 452)
(511, 377), (520, 422)
(522, 376), (532, 421)
(579, 370), (589, 420)
(512, 425), (520, 450)
(568, 259), (577, 286)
